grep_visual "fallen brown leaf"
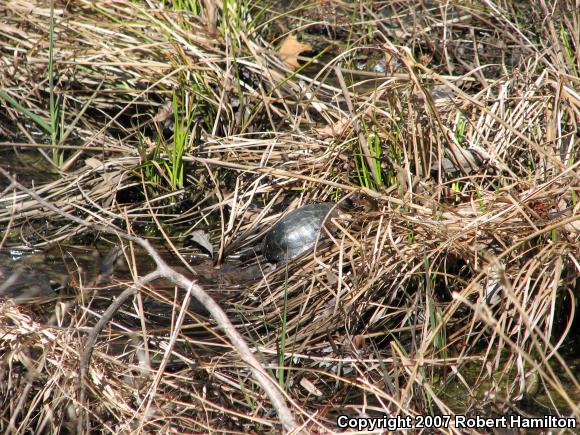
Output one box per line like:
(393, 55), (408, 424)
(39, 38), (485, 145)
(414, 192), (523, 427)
(278, 35), (312, 70)
(314, 117), (351, 139)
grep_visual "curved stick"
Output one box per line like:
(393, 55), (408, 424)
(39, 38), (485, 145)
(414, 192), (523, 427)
(0, 168), (299, 433)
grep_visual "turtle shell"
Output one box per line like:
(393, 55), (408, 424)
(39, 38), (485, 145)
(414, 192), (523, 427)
(262, 203), (336, 263)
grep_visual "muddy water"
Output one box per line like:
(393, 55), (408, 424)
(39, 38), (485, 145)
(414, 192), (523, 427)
(441, 351), (580, 418)
(0, 147), (57, 189)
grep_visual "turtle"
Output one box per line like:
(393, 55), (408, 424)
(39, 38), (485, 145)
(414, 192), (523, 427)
(262, 202), (337, 263)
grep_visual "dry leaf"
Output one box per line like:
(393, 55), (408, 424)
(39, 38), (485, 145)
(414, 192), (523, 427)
(299, 377), (323, 397)
(278, 35), (312, 70)
(314, 117), (351, 139)
(190, 230), (214, 258)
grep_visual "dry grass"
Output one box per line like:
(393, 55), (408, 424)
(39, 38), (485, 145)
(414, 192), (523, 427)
(0, 0), (578, 433)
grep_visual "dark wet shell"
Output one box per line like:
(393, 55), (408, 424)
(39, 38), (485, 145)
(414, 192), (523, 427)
(262, 203), (335, 263)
